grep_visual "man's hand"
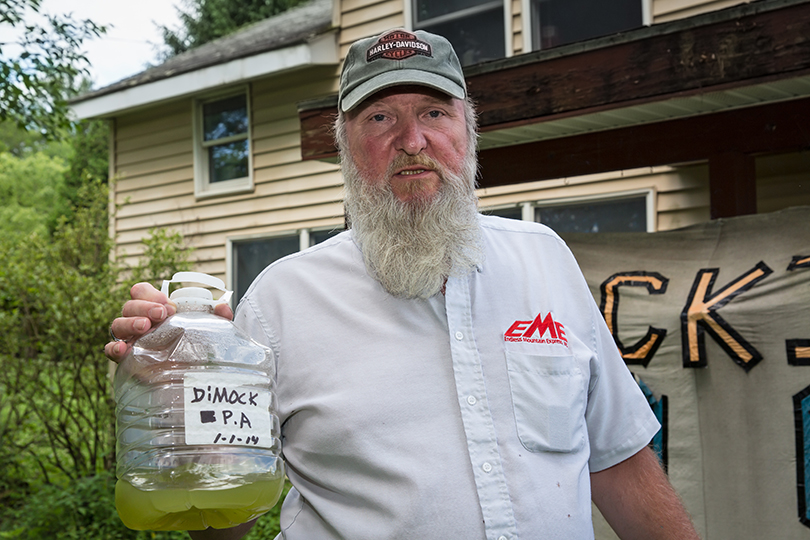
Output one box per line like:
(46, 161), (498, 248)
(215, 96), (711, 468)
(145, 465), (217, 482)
(105, 282), (234, 362)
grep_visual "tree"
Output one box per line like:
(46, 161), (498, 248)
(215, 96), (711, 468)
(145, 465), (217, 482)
(0, 117), (109, 236)
(0, 181), (193, 505)
(0, 0), (105, 137)
(59, 119), (110, 225)
(159, 0), (307, 57)
(0, 148), (68, 236)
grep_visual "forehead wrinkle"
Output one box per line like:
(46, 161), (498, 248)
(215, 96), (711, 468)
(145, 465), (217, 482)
(351, 85), (460, 116)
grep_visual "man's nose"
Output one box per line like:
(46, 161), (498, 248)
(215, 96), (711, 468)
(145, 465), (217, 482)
(394, 117), (427, 155)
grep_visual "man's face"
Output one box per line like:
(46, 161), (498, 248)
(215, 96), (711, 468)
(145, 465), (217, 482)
(342, 86), (470, 204)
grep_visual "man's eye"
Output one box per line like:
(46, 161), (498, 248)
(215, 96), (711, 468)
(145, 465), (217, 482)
(371, 114), (386, 122)
(427, 110), (443, 118)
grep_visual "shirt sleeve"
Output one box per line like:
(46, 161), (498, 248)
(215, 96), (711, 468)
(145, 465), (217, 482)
(584, 298), (661, 472)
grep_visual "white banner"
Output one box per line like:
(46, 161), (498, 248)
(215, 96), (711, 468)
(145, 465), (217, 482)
(563, 206), (810, 539)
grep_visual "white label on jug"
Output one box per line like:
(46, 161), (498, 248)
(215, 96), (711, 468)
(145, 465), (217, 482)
(184, 372), (273, 448)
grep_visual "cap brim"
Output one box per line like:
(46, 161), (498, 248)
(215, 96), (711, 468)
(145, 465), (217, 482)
(340, 69), (466, 112)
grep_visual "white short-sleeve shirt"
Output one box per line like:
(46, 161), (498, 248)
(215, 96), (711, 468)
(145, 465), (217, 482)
(235, 214), (660, 540)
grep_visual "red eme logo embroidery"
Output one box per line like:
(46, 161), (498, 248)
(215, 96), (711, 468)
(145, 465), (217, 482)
(366, 30), (432, 62)
(505, 312), (569, 346)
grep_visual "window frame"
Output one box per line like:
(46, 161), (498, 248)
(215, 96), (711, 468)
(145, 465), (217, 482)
(226, 225), (344, 305)
(192, 86), (254, 200)
(479, 189), (656, 232)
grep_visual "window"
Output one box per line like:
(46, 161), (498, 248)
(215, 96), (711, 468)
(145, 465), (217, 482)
(530, 0), (644, 50)
(480, 191), (653, 233)
(535, 195), (649, 233)
(193, 90), (252, 198)
(229, 227), (343, 305)
(412, 0), (506, 66)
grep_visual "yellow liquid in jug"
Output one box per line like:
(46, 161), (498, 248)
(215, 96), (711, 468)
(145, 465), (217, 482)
(116, 477), (285, 531)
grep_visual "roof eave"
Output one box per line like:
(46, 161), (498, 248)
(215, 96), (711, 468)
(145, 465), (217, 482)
(72, 30), (339, 119)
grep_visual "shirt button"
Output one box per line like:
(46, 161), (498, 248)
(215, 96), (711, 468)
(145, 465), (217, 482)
(467, 395), (477, 405)
(498, 536), (508, 540)
(482, 462), (492, 473)
(454, 331), (464, 340)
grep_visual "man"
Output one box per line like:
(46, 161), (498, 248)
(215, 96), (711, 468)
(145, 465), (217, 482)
(108, 29), (699, 540)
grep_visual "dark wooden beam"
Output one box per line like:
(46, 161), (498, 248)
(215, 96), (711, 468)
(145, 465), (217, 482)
(708, 152), (757, 218)
(476, 96), (810, 190)
(300, 105), (338, 162)
(467, 0), (810, 129)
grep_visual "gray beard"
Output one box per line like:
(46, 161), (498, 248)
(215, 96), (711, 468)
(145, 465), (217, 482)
(342, 151), (483, 299)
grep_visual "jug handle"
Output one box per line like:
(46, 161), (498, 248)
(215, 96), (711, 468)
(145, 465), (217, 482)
(161, 271), (233, 305)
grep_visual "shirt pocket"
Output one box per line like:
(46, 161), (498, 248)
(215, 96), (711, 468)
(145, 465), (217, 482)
(505, 349), (587, 453)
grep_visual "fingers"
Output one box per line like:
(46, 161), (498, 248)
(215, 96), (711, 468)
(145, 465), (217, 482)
(129, 282), (173, 306)
(214, 302), (234, 321)
(105, 283), (235, 364)
(105, 339), (131, 363)
(105, 282), (178, 363)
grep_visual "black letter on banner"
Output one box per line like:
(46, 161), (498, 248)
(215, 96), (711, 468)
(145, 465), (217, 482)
(600, 271), (669, 367)
(788, 255), (810, 271)
(786, 255), (810, 365)
(681, 262), (772, 371)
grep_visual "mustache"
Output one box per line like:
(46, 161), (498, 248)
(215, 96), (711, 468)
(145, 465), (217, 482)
(387, 154), (442, 176)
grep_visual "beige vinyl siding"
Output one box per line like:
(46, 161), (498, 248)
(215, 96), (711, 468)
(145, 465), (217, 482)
(477, 164), (710, 232)
(340, 0), (405, 59)
(111, 71), (346, 284)
(114, 100), (195, 271)
(511, 0), (523, 55)
(652, 0), (751, 22)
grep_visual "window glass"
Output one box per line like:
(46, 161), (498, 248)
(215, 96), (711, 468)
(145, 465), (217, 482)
(232, 228), (344, 305)
(413, 0), (504, 66)
(209, 140), (249, 183)
(415, 0), (495, 22)
(203, 95), (248, 141)
(532, 0), (642, 50)
(197, 93), (250, 191)
(233, 235), (299, 304)
(535, 197), (647, 233)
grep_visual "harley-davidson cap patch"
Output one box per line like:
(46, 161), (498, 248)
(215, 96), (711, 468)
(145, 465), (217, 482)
(366, 30), (432, 62)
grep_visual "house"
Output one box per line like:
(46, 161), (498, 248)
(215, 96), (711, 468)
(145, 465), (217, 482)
(71, 0), (810, 303)
(72, 0), (810, 537)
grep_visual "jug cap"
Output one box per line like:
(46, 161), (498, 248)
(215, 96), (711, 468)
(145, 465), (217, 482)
(161, 272), (233, 308)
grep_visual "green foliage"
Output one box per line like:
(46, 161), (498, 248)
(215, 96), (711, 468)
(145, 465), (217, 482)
(0, 470), (185, 539)
(0, 120), (69, 158)
(60, 120), (109, 218)
(128, 228), (194, 290)
(159, 0), (308, 57)
(0, 0), (105, 137)
(0, 129), (193, 534)
(0, 119), (110, 237)
(0, 180), (119, 499)
(0, 150), (68, 236)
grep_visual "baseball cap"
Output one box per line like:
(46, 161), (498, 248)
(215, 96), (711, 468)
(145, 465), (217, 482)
(338, 29), (467, 112)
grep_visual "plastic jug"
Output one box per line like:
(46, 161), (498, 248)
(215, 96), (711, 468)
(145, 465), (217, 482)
(113, 272), (284, 531)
